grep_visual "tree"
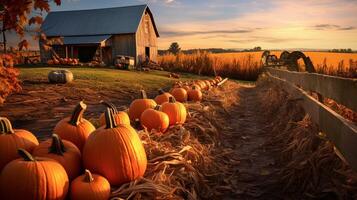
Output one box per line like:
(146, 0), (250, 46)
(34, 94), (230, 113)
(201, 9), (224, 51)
(0, 0), (61, 52)
(168, 42), (181, 55)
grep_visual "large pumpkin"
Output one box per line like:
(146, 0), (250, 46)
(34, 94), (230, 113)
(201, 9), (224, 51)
(162, 97), (187, 125)
(188, 86), (203, 102)
(99, 101), (130, 126)
(170, 88), (188, 102)
(33, 134), (82, 180)
(128, 90), (157, 121)
(154, 89), (173, 105)
(70, 169), (110, 200)
(0, 117), (39, 171)
(140, 105), (169, 133)
(83, 108), (147, 186)
(0, 149), (69, 200)
(54, 101), (96, 151)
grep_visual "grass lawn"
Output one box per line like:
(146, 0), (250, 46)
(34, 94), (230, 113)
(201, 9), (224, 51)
(1, 66), (215, 139)
(18, 66), (209, 91)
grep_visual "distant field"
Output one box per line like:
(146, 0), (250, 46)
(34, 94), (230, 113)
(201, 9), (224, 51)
(158, 51), (357, 79)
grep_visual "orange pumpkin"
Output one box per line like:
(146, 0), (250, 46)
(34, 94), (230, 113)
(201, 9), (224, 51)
(154, 89), (173, 105)
(83, 108), (147, 186)
(215, 76), (223, 82)
(0, 117), (39, 171)
(128, 90), (157, 121)
(70, 169), (110, 200)
(0, 149), (69, 200)
(162, 97), (187, 125)
(99, 101), (130, 126)
(188, 86), (203, 102)
(54, 101), (96, 151)
(182, 85), (191, 92)
(196, 80), (207, 90)
(171, 88), (188, 102)
(33, 134), (82, 180)
(140, 105), (169, 132)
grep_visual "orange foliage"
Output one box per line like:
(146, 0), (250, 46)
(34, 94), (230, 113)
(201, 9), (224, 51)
(0, 54), (21, 104)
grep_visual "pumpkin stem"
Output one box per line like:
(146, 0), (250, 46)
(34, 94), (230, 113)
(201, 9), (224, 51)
(154, 105), (161, 111)
(192, 85), (197, 90)
(168, 97), (176, 103)
(100, 100), (118, 114)
(158, 89), (165, 95)
(18, 148), (36, 161)
(49, 134), (66, 155)
(105, 108), (117, 129)
(84, 169), (94, 182)
(69, 101), (86, 126)
(140, 90), (147, 99)
(0, 117), (14, 134)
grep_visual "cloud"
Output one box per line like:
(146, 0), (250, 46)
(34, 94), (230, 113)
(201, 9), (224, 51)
(312, 24), (355, 31)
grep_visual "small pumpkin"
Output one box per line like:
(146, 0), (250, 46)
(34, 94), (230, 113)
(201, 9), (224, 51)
(54, 101), (96, 151)
(188, 86), (203, 102)
(99, 101), (130, 126)
(48, 69), (74, 84)
(162, 97), (187, 125)
(0, 117), (39, 171)
(154, 89), (173, 105)
(196, 80), (207, 90)
(141, 105), (169, 132)
(170, 87), (188, 102)
(128, 90), (157, 121)
(33, 134), (82, 180)
(83, 108), (147, 186)
(70, 169), (110, 200)
(0, 149), (69, 200)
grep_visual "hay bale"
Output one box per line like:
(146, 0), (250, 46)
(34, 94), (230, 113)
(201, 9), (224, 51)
(48, 70), (74, 84)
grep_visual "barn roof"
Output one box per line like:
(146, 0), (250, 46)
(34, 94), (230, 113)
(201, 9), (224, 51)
(41, 5), (159, 37)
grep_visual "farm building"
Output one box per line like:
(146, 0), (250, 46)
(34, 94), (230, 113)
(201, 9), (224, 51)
(40, 5), (159, 65)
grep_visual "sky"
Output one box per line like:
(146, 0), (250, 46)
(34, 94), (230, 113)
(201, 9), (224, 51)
(5, 0), (357, 50)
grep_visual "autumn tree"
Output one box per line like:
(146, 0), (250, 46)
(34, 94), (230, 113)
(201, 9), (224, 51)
(0, 0), (61, 104)
(168, 42), (181, 55)
(0, 0), (61, 52)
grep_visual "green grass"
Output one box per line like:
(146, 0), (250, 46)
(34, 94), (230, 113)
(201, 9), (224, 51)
(18, 66), (212, 92)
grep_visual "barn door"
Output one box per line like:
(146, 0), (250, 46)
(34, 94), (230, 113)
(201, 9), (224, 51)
(145, 47), (150, 60)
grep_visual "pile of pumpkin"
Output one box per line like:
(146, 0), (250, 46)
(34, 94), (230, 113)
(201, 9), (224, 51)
(47, 57), (80, 66)
(0, 76), (223, 200)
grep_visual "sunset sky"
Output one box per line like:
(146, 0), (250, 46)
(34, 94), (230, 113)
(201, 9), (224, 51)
(6, 0), (357, 50)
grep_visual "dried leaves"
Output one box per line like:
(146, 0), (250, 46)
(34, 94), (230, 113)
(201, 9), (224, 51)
(0, 54), (21, 104)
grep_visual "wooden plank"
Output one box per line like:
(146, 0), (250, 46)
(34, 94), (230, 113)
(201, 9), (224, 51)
(265, 67), (357, 112)
(217, 78), (229, 86)
(266, 72), (357, 170)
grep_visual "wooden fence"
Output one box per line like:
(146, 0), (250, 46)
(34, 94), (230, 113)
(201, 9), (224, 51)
(265, 67), (357, 170)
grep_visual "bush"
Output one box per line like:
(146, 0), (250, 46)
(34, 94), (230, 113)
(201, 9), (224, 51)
(0, 54), (21, 104)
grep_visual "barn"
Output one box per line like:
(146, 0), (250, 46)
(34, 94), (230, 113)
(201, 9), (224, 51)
(40, 5), (159, 65)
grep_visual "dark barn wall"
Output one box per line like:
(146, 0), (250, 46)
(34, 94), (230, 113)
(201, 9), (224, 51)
(136, 12), (158, 63)
(111, 34), (136, 64)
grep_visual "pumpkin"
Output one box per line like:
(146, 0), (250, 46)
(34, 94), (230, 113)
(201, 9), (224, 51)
(182, 85), (191, 92)
(191, 83), (201, 90)
(196, 80), (207, 90)
(162, 97), (187, 125)
(204, 80), (212, 90)
(70, 169), (110, 200)
(215, 76), (223, 82)
(33, 134), (82, 180)
(140, 105), (169, 132)
(99, 101), (130, 126)
(0, 149), (69, 200)
(128, 90), (157, 121)
(154, 89), (173, 105)
(0, 117), (39, 171)
(188, 86), (203, 102)
(54, 101), (96, 151)
(170, 88), (188, 102)
(48, 69), (74, 84)
(83, 108), (147, 186)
